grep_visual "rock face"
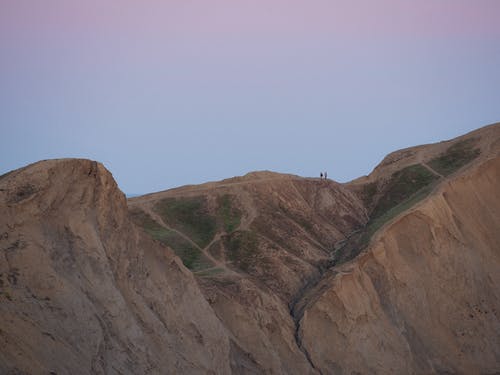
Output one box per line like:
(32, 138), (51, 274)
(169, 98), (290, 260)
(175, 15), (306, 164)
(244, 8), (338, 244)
(129, 171), (368, 374)
(299, 155), (500, 374)
(0, 160), (232, 374)
(1, 123), (500, 374)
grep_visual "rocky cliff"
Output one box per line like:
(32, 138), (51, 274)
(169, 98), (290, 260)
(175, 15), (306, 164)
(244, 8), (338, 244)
(0, 160), (232, 374)
(129, 170), (368, 374)
(1, 123), (499, 374)
(299, 154), (500, 374)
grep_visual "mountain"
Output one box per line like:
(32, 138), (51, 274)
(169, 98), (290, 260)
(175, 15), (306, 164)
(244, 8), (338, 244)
(0, 160), (232, 374)
(299, 124), (500, 374)
(128, 170), (367, 374)
(1, 123), (499, 374)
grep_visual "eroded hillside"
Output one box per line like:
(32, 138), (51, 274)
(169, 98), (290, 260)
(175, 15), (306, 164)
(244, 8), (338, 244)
(0, 160), (233, 374)
(299, 155), (500, 374)
(129, 123), (500, 374)
(128, 172), (367, 373)
(1, 123), (499, 374)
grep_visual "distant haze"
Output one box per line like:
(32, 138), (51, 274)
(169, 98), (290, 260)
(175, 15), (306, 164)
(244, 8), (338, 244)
(1, 0), (499, 194)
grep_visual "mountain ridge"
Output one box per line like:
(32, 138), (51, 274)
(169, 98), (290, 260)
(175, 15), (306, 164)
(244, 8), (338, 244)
(1, 122), (499, 374)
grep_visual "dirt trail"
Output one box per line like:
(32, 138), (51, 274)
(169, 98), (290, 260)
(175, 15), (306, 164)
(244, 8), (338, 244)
(419, 159), (445, 178)
(141, 203), (237, 276)
(423, 162), (443, 178)
(129, 181), (267, 278)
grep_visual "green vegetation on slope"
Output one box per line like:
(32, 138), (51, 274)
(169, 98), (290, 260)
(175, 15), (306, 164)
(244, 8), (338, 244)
(362, 183), (436, 245)
(428, 138), (481, 176)
(223, 230), (259, 272)
(362, 139), (481, 246)
(217, 194), (242, 233)
(371, 164), (439, 220)
(337, 141), (482, 265)
(130, 209), (213, 271)
(154, 196), (217, 248)
(335, 164), (440, 265)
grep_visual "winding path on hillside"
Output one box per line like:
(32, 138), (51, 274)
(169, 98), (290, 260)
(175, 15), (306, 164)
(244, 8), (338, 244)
(140, 204), (238, 276)
(420, 160), (445, 178)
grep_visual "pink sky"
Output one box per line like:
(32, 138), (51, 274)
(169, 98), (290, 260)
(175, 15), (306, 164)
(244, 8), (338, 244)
(1, 1), (499, 193)
(2, 1), (500, 42)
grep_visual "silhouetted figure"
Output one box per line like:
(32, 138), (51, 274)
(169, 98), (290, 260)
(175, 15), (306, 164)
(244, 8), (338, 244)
(320, 172), (323, 179)
(325, 171), (328, 180)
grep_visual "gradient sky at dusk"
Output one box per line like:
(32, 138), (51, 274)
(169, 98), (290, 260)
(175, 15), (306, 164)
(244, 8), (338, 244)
(1, 1), (499, 194)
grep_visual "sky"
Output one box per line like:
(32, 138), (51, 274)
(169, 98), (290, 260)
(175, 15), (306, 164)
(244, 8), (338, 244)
(1, 1), (499, 195)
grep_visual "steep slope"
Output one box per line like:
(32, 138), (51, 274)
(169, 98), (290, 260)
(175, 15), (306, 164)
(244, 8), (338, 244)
(1, 123), (499, 374)
(0, 159), (232, 374)
(337, 123), (500, 263)
(298, 152), (500, 374)
(129, 173), (367, 301)
(129, 122), (500, 374)
(129, 173), (367, 373)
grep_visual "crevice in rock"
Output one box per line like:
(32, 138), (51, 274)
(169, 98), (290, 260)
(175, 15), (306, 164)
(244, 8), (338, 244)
(293, 317), (322, 375)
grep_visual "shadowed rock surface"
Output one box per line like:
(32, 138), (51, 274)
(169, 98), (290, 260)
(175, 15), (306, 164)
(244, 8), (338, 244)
(1, 123), (499, 374)
(0, 160), (232, 374)
(299, 155), (500, 374)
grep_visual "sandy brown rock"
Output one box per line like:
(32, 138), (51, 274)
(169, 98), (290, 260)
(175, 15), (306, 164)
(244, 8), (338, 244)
(1, 123), (500, 375)
(129, 170), (367, 374)
(198, 276), (315, 374)
(0, 159), (232, 375)
(347, 123), (500, 217)
(299, 154), (500, 374)
(130, 173), (367, 302)
(349, 123), (499, 186)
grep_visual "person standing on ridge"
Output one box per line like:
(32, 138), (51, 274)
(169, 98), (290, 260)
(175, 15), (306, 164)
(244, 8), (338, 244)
(325, 171), (328, 180)
(320, 172), (323, 179)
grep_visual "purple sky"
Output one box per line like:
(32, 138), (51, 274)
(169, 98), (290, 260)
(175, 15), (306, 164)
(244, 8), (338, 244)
(1, 1), (499, 194)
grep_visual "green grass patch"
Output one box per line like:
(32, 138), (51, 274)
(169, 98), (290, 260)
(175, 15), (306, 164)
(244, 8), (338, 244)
(333, 164), (439, 264)
(223, 230), (259, 272)
(156, 230), (212, 271)
(130, 209), (168, 239)
(335, 143), (479, 264)
(194, 267), (225, 277)
(217, 194), (242, 233)
(130, 209), (213, 271)
(362, 182), (436, 246)
(154, 196), (217, 248)
(428, 138), (481, 176)
(334, 182), (438, 265)
(371, 164), (438, 219)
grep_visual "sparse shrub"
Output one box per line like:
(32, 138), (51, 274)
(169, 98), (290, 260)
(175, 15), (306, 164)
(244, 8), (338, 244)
(371, 164), (438, 219)
(154, 197), (217, 248)
(335, 164), (439, 265)
(223, 230), (259, 272)
(130, 208), (213, 271)
(428, 138), (481, 176)
(217, 194), (242, 233)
